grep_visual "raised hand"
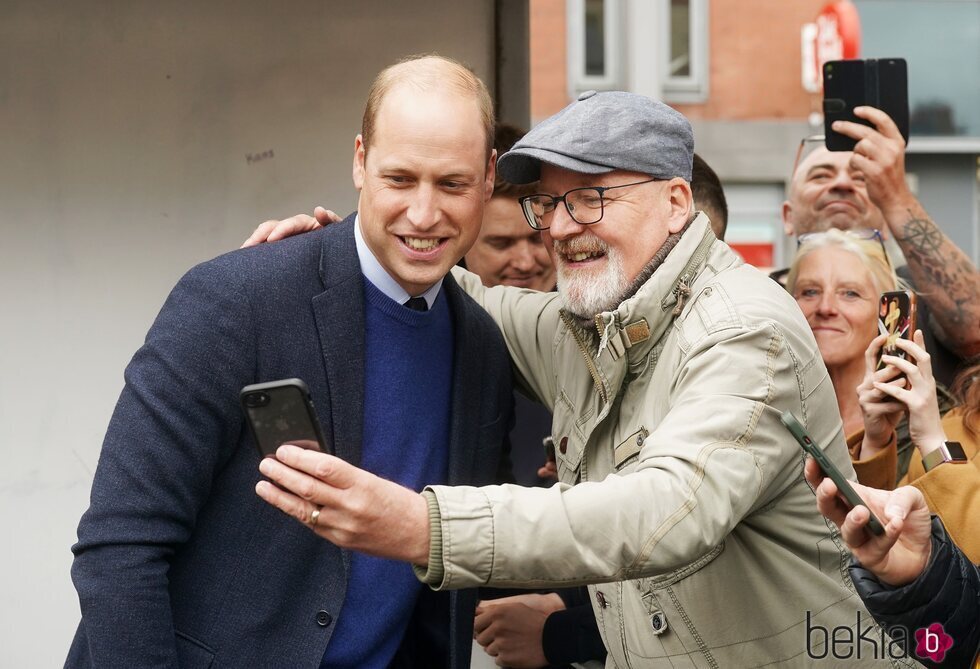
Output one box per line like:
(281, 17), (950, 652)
(856, 333), (906, 459)
(830, 106), (912, 221)
(875, 330), (947, 456)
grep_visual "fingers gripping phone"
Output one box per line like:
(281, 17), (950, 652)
(240, 378), (327, 458)
(877, 290), (917, 372)
(780, 411), (885, 536)
(823, 58), (910, 152)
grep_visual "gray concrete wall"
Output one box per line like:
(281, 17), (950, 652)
(0, 1), (502, 663)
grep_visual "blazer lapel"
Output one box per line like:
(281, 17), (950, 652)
(311, 217), (365, 468)
(443, 275), (482, 485)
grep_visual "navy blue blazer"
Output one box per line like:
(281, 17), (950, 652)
(67, 218), (513, 668)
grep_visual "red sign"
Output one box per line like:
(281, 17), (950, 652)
(802, 0), (862, 92)
(729, 243), (774, 271)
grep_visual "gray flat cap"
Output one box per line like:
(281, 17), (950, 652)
(498, 90), (694, 184)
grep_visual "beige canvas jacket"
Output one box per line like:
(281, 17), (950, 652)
(420, 216), (914, 668)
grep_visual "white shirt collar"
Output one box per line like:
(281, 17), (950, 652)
(354, 214), (442, 309)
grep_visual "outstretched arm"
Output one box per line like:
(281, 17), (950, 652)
(834, 107), (980, 357)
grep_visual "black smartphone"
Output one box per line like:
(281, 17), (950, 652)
(823, 58), (909, 152)
(780, 411), (884, 536)
(877, 290), (918, 372)
(240, 378), (327, 458)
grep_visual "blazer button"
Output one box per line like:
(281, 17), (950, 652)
(650, 610), (668, 635)
(559, 437), (568, 455)
(316, 610), (333, 627)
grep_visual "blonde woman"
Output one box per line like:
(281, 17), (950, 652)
(786, 228), (955, 481)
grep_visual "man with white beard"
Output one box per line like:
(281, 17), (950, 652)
(257, 91), (914, 668)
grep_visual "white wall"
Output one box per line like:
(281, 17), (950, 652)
(0, 1), (497, 663)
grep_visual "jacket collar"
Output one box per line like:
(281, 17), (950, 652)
(311, 215), (481, 484)
(569, 213), (721, 405)
(312, 215), (366, 467)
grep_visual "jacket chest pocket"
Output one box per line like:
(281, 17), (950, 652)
(553, 433), (584, 483)
(552, 391), (588, 483)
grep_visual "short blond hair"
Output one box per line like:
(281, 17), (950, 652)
(786, 228), (902, 295)
(361, 54), (495, 160)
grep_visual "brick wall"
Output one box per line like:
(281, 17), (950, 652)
(529, 0), (830, 123)
(529, 0), (568, 124)
(675, 0), (826, 121)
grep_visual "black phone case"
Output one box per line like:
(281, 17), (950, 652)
(823, 58), (909, 152)
(240, 378), (327, 457)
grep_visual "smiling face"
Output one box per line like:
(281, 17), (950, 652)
(783, 147), (885, 236)
(539, 165), (691, 318)
(792, 245), (880, 369)
(463, 196), (555, 291)
(352, 83), (494, 296)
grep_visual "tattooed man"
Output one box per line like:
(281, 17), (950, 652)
(780, 106), (980, 385)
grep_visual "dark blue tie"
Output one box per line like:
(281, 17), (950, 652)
(403, 296), (428, 312)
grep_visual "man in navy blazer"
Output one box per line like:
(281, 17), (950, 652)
(68, 55), (512, 668)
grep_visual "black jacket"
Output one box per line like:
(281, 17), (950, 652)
(851, 517), (979, 669)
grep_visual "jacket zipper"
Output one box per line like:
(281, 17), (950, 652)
(664, 227), (716, 314)
(560, 311), (608, 405)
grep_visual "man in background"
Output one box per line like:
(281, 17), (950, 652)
(462, 122), (556, 295)
(780, 106), (980, 386)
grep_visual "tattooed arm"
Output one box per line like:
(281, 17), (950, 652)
(889, 208), (980, 356)
(834, 106), (980, 358)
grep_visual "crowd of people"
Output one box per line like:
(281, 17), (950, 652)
(68, 54), (979, 668)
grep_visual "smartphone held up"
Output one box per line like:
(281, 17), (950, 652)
(877, 290), (917, 371)
(240, 378), (327, 458)
(823, 58), (909, 152)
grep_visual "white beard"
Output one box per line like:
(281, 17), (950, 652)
(556, 244), (629, 318)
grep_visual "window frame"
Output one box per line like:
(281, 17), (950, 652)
(661, 0), (709, 103)
(567, 0), (623, 93)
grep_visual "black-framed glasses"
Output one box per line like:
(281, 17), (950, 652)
(797, 227), (891, 269)
(518, 177), (661, 231)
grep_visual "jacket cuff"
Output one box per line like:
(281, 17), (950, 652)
(412, 490), (445, 587)
(847, 428), (898, 490)
(849, 516), (947, 616)
(542, 602), (607, 665)
(413, 486), (497, 589)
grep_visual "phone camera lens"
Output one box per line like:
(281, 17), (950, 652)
(245, 392), (270, 408)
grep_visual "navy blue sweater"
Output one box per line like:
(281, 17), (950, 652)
(321, 278), (454, 668)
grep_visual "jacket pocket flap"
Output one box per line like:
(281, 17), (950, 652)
(614, 427), (649, 469)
